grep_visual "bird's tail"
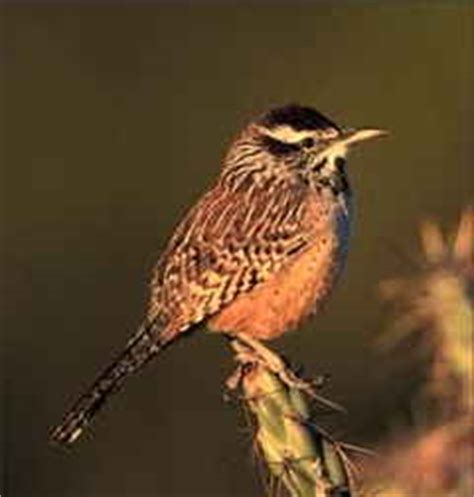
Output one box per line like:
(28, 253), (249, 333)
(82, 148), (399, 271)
(50, 319), (173, 446)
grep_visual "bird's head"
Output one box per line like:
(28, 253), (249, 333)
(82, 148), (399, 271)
(223, 104), (386, 193)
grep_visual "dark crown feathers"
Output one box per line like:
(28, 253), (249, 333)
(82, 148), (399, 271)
(259, 104), (340, 132)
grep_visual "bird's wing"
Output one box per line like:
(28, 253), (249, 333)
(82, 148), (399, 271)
(149, 179), (312, 333)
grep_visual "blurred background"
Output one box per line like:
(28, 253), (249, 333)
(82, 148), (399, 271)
(1, 3), (473, 497)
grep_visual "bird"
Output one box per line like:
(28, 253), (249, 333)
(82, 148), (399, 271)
(50, 104), (385, 446)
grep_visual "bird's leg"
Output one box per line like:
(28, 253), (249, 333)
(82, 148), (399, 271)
(228, 334), (342, 412)
(230, 334), (301, 385)
(232, 334), (288, 376)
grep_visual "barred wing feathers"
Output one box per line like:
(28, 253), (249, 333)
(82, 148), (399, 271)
(149, 180), (311, 336)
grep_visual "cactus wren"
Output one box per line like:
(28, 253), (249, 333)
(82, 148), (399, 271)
(51, 104), (385, 445)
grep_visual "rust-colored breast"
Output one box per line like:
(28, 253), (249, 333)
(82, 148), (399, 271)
(209, 194), (350, 340)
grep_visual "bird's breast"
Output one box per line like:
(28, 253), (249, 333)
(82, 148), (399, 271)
(209, 192), (352, 340)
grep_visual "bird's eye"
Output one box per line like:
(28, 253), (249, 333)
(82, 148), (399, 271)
(301, 137), (314, 149)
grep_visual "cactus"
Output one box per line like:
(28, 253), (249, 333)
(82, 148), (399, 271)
(226, 336), (357, 497)
(364, 208), (473, 496)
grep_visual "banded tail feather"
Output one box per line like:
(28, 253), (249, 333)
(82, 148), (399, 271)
(50, 319), (171, 446)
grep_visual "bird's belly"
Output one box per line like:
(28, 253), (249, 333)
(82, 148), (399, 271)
(209, 231), (347, 340)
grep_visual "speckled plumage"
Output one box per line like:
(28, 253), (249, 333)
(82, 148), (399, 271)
(51, 104), (382, 446)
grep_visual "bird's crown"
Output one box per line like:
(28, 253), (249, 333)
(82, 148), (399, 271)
(253, 104), (342, 148)
(258, 104), (340, 132)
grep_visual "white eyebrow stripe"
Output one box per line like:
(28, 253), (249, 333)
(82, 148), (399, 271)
(260, 125), (312, 143)
(259, 125), (340, 144)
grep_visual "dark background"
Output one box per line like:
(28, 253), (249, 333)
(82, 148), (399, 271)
(1, 3), (473, 497)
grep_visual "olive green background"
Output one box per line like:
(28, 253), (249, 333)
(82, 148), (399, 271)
(1, 3), (473, 497)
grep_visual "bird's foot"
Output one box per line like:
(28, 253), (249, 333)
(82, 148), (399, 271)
(228, 334), (344, 412)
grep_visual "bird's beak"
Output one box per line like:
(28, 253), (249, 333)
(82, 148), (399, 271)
(311, 127), (388, 164)
(339, 128), (388, 148)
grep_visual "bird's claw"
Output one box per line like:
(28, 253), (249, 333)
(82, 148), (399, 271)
(227, 334), (345, 413)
